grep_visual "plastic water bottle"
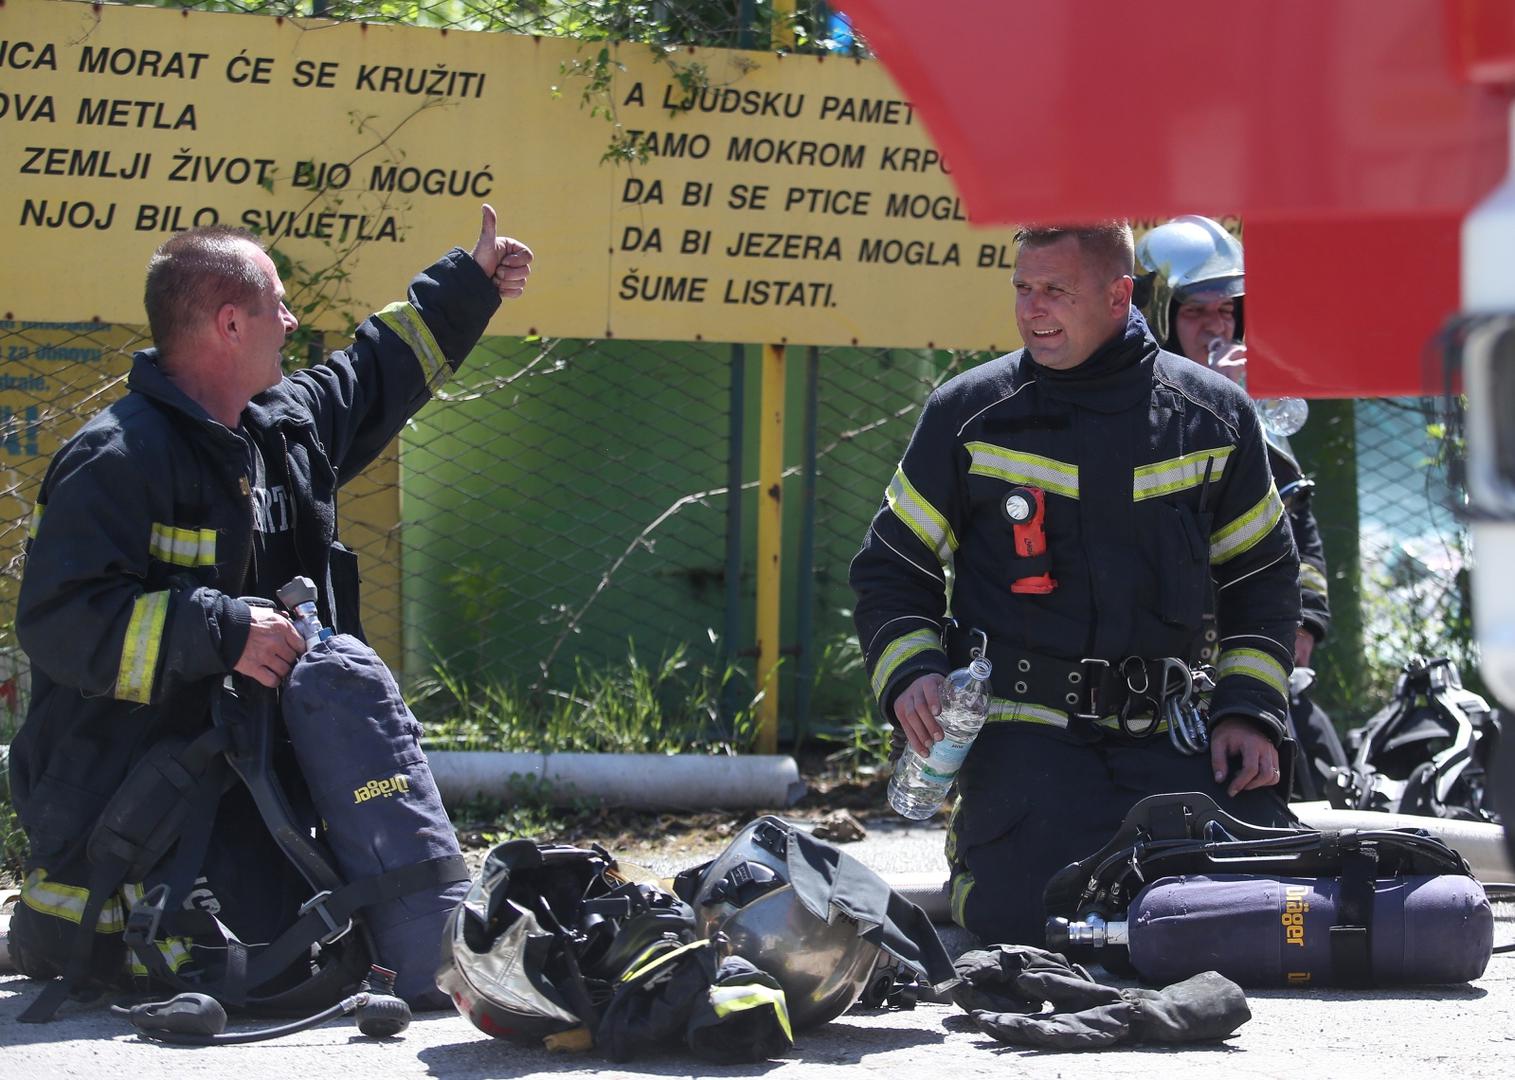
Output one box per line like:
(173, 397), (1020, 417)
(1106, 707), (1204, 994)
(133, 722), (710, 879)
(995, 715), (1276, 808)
(1256, 397), (1310, 437)
(887, 656), (994, 820)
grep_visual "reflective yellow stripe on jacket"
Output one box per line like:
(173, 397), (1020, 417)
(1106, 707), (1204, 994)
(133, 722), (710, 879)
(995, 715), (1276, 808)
(1216, 647), (1289, 699)
(871, 628), (944, 702)
(1210, 486), (1285, 565)
(1133, 446), (1231, 501)
(377, 301), (449, 392)
(116, 590), (169, 703)
(149, 523), (217, 567)
(965, 443), (1079, 499)
(1300, 562), (1329, 597)
(886, 466), (957, 565)
(709, 982), (794, 1041)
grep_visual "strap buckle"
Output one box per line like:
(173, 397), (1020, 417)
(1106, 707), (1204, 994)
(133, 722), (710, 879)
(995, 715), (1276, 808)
(1072, 658), (1111, 731)
(298, 890), (353, 945)
(123, 882), (169, 949)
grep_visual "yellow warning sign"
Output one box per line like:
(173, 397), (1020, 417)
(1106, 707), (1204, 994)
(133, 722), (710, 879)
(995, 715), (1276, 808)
(1, 0), (1029, 351)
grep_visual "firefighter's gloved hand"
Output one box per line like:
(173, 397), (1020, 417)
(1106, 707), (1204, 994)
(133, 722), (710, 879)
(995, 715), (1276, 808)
(954, 946), (1249, 1051)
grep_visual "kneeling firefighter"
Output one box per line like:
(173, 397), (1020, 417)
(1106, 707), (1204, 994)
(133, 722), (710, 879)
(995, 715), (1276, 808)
(1135, 215), (1349, 801)
(13, 578), (469, 1023)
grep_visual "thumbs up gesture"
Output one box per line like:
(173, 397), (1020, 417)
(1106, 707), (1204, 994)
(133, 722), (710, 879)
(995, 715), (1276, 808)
(470, 203), (533, 299)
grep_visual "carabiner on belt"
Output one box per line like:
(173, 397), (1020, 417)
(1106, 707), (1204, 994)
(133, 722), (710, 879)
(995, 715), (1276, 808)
(1161, 660), (1211, 756)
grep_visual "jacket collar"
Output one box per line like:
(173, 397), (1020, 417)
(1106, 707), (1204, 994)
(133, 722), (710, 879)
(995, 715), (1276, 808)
(129, 348), (307, 436)
(1021, 308), (1157, 413)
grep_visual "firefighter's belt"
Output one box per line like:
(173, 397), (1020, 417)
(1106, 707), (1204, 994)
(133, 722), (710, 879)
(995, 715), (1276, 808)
(945, 627), (1185, 737)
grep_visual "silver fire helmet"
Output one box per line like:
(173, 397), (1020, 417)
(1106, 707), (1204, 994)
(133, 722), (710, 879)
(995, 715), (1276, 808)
(436, 840), (695, 1047)
(1134, 215), (1245, 345)
(685, 816), (880, 1031)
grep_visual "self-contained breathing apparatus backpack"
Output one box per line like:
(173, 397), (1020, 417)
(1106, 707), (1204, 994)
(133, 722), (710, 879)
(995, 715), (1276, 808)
(19, 593), (469, 1025)
(1042, 791), (1493, 989)
(1329, 655), (1501, 822)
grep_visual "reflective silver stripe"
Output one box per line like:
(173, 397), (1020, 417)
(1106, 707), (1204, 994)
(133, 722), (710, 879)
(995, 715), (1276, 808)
(21, 869), (125, 932)
(966, 442), (1079, 499)
(710, 983), (794, 1040)
(28, 502), (44, 538)
(149, 523), (217, 567)
(1217, 647), (1289, 699)
(885, 466), (957, 565)
(116, 590), (169, 704)
(871, 628), (945, 700)
(1210, 486), (1285, 565)
(1300, 562), (1329, 597)
(377, 301), (449, 392)
(1133, 446), (1232, 501)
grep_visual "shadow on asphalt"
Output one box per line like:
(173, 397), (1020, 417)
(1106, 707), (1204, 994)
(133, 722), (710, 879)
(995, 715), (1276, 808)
(413, 1012), (948, 1077)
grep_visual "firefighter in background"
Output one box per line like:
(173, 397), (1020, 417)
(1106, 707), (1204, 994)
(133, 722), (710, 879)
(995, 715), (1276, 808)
(850, 221), (1299, 948)
(1135, 215), (1349, 801)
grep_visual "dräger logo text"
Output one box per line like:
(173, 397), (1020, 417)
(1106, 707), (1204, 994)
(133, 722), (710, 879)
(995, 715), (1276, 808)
(354, 773), (410, 803)
(1282, 883), (1310, 948)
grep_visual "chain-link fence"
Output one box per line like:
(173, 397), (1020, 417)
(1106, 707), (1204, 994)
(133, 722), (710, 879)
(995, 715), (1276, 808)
(0, 0), (1483, 753)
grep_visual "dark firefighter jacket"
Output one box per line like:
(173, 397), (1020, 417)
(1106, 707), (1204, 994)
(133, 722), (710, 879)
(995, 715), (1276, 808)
(850, 309), (1301, 743)
(9, 248), (500, 921)
(1267, 439), (1331, 643)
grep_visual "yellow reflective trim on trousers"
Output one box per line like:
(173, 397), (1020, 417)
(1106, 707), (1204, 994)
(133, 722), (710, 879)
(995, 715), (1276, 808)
(1300, 562), (1329, 597)
(149, 523), (217, 567)
(886, 466), (957, 564)
(1210, 486), (1285, 565)
(709, 983), (794, 1042)
(1132, 446), (1232, 501)
(128, 937), (194, 976)
(1217, 647), (1289, 699)
(21, 869), (125, 932)
(871, 628), (944, 700)
(985, 697), (1167, 733)
(377, 301), (449, 393)
(28, 502), (44, 538)
(116, 590), (169, 704)
(965, 442), (1079, 499)
(949, 870), (974, 927)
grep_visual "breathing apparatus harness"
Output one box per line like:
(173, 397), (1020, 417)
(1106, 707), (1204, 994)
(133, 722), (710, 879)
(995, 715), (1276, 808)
(19, 587), (465, 1031)
(1330, 655), (1501, 822)
(1043, 791), (1493, 988)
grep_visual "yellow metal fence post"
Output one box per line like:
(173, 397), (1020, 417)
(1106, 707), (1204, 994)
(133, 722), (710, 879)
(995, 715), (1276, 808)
(755, 342), (786, 753)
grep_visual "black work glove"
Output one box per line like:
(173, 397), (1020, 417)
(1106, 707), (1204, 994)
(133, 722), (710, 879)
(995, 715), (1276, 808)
(1121, 971), (1251, 1043)
(955, 945), (1250, 1051)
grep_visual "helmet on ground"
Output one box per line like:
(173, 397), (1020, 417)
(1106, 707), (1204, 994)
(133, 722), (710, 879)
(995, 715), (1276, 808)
(678, 816), (880, 1030)
(436, 840), (695, 1046)
(1134, 215), (1245, 347)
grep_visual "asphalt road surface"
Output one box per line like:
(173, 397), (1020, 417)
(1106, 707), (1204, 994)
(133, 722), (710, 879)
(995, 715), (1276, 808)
(4, 816), (1513, 1079)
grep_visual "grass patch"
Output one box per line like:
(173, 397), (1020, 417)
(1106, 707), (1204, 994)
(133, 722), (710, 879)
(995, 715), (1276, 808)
(412, 641), (762, 755)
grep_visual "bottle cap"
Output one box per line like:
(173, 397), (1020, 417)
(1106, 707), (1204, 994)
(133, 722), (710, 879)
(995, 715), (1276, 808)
(967, 657), (993, 681)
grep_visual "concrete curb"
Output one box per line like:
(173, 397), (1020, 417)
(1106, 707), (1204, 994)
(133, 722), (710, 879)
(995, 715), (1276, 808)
(428, 750), (807, 809)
